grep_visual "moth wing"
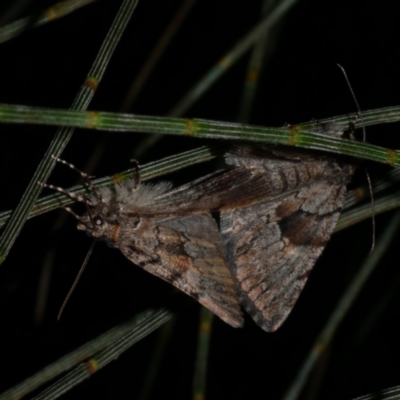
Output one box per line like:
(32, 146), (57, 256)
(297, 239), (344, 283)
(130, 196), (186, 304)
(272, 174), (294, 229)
(146, 145), (346, 216)
(221, 165), (352, 332)
(145, 167), (266, 213)
(119, 213), (243, 328)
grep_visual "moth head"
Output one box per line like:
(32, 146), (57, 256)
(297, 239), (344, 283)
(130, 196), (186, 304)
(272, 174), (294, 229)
(77, 214), (101, 237)
(76, 201), (113, 239)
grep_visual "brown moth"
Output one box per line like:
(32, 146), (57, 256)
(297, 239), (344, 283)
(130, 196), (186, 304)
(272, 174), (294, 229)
(48, 119), (353, 332)
(48, 170), (243, 328)
(149, 124), (354, 332)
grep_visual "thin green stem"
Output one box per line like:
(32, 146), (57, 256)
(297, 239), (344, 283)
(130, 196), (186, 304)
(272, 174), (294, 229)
(0, 104), (399, 166)
(0, 0), (97, 44)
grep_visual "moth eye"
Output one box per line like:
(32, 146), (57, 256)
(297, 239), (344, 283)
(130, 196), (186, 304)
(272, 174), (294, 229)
(94, 216), (103, 226)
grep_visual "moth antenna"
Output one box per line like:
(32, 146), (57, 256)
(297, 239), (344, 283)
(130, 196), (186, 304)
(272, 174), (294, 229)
(38, 181), (86, 203)
(51, 155), (103, 202)
(336, 63), (366, 142)
(365, 170), (376, 253)
(337, 64), (376, 252)
(130, 158), (141, 188)
(58, 238), (98, 320)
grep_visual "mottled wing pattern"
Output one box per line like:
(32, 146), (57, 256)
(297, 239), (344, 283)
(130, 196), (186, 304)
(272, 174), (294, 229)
(146, 149), (328, 216)
(221, 151), (354, 332)
(118, 213), (243, 328)
(140, 167), (270, 214)
(146, 145), (348, 216)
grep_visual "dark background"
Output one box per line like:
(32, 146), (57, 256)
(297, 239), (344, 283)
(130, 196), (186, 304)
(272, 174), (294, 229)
(1, 0), (400, 399)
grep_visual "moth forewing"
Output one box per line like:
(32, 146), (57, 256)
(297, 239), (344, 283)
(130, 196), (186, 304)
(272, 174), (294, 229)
(76, 181), (244, 328)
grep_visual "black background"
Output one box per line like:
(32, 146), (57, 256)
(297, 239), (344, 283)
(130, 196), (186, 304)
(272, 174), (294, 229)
(1, 0), (400, 399)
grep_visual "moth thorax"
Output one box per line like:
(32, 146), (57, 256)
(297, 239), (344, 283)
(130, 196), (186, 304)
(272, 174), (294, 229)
(106, 222), (122, 243)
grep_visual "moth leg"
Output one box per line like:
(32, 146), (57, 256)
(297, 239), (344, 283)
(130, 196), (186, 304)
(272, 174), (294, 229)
(130, 158), (141, 188)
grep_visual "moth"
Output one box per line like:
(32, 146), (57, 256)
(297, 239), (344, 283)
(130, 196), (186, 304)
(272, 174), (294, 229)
(151, 124), (354, 332)
(43, 160), (244, 328)
(47, 120), (353, 332)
